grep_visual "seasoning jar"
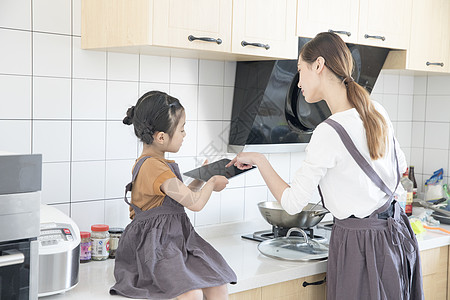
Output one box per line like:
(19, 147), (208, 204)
(91, 224), (110, 261)
(80, 231), (92, 263)
(108, 227), (124, 259)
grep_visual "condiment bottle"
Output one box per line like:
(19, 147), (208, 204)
(108, 227), (123, 259)
(80, 231), (92, 263)
(408, 166), (418, 198)
(401, 170), (413, 216)
(91, 224), (110, 261)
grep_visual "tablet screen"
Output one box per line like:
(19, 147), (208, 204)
(183, 158), (256, 182)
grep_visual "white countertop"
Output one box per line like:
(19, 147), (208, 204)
(39, 219), (450, 300)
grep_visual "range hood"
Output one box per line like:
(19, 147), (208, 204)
(228, 37), (390, 153)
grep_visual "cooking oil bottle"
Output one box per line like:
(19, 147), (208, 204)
(401, 169), (414, 216)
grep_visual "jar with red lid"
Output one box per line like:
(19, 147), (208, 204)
(80, 231), (92, 263)
(91, 224), (110, 261)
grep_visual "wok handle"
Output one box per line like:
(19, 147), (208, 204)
(311, 210), (329, 217)
(302, 276), (326, 287)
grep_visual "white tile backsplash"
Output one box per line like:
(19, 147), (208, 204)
(221, 188), (245, 223)
(71, 161), (106, 202)
(2, 3), (450, 230)
(106, 81), (139, 120)
(425, 96), (450, 122)
(105, 160), (135, 199)
(170, 84), (198, 121)
(105, 121), (138, 160)
(33, 120), (71, 162)
(72, 37), (107, 80)
(33, 33), (71, 77)
(0, 29), (31, 75)
(195, 192), (221, 226)
(0, 74), (31, 119)
(424, 122), (449, 149)
(0, 0), (31, 30)
(33, 0), (71, 35)
(49, 203), (70, 216)
(198, 86), (224, 121)
(71, 200), (105, 231)
(72, 79), (107, 119)
(33, 76), (71, 119)
(199, 60), (224, 86)
(72, 121), (106, 161)
(170, 57), (198, 85)
(140, 55), (170, 83)
(107, 52), (139, 81)
(0, 120), (31, 153)
(41, 162), (71, 204)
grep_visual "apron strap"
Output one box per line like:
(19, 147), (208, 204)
(323, 118), (401, 199)
(123, 156), (153, 214)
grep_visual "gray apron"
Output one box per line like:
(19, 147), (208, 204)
(110, 156), (237, 299)
(323, 119), (424, 300)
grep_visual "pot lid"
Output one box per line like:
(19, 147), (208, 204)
(257, 228), (328, 261)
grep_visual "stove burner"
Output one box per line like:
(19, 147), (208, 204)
(242, 226), (327, 244)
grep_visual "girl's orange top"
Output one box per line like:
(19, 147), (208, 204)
(129, 155), (176, 219)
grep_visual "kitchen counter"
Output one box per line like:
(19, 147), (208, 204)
(40, 219), (450, 300)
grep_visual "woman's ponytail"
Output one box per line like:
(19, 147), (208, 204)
(346, 81), (387, 160)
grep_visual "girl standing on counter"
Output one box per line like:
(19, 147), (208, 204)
(110, 91), (237, 300)
(227, 32), (423, 300)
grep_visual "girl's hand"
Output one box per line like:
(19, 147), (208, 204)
(209, 175), (229, 192)
(226, 152), (258, 170)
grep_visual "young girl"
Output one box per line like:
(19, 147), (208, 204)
(228, 32), (423, 300)
(110, 91), (237, 300)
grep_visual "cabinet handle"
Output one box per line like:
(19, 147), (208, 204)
(426, 62), (444, 67)
(328, 29), (351, 37)
(364, 34), (385, 41)
(241, 40), (270, 50)
(188, 35), (222, 45)
(302, 277), (326, 287)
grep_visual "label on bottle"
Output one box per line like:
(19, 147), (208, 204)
(80, 241), (92, 261)
(405, 192), (413, 215)
(92, 238), (109, 258)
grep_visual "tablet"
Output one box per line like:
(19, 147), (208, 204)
(183, 158), (256, 182)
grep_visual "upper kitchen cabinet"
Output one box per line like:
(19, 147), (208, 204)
(383, 0), (450, 73)
(297, 0), (359, 43)
(297, 0), (411, 50)
(358, 0), (411, 49)
(81, 0), (298, 61)
(232, 0), (298, 59)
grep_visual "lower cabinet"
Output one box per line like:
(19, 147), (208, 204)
(421, 246), (448, 300)
(230, 247), (449, 300)
(229, 273), (327, 300)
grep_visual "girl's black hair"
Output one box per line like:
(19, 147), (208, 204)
(123, 91), (184, 145)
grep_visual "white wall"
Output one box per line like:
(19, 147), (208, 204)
(1, 0), (449, 231)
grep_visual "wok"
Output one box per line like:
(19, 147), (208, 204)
(258, 201), (329, 229)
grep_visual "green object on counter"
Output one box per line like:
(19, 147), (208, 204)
(443, 184), (450, 200)
(411, 220), (426, 235)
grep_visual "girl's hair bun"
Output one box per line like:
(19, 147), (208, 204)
(123, 106), (135, 125)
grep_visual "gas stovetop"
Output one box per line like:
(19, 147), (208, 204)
(241, 224), (333, 244)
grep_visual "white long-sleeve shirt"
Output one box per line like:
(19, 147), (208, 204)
(281, 101), (407, 219)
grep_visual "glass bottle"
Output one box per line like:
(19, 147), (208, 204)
(408, 166), (418, 198)
(401, 170), (413, 216)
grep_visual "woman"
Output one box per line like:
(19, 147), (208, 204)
(227, 32), (423, 300)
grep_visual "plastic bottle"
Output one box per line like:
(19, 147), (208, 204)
(401, 170), (413, 216)
(408, 166), (418, 198)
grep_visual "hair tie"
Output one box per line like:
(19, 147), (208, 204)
(343, 76), (354, 85)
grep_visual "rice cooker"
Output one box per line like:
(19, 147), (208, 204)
(38, 204), (81, 297)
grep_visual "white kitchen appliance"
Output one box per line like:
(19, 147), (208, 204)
(38, 204), (81, 297)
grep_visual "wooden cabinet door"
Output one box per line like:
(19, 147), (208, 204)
(229, 288), (262, 300)
(261, 273), (327, 300)
(358, 0), (412, 49)
(232, 0), (298, 59)
(152, 0), (232, 52)
(407, 0), (450, 72)
(420, 246), (448, 300)
(297, 0), (359, 43)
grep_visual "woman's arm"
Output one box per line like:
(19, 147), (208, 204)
(160, 175), (228, 212)
(226, 152), (289, 202)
